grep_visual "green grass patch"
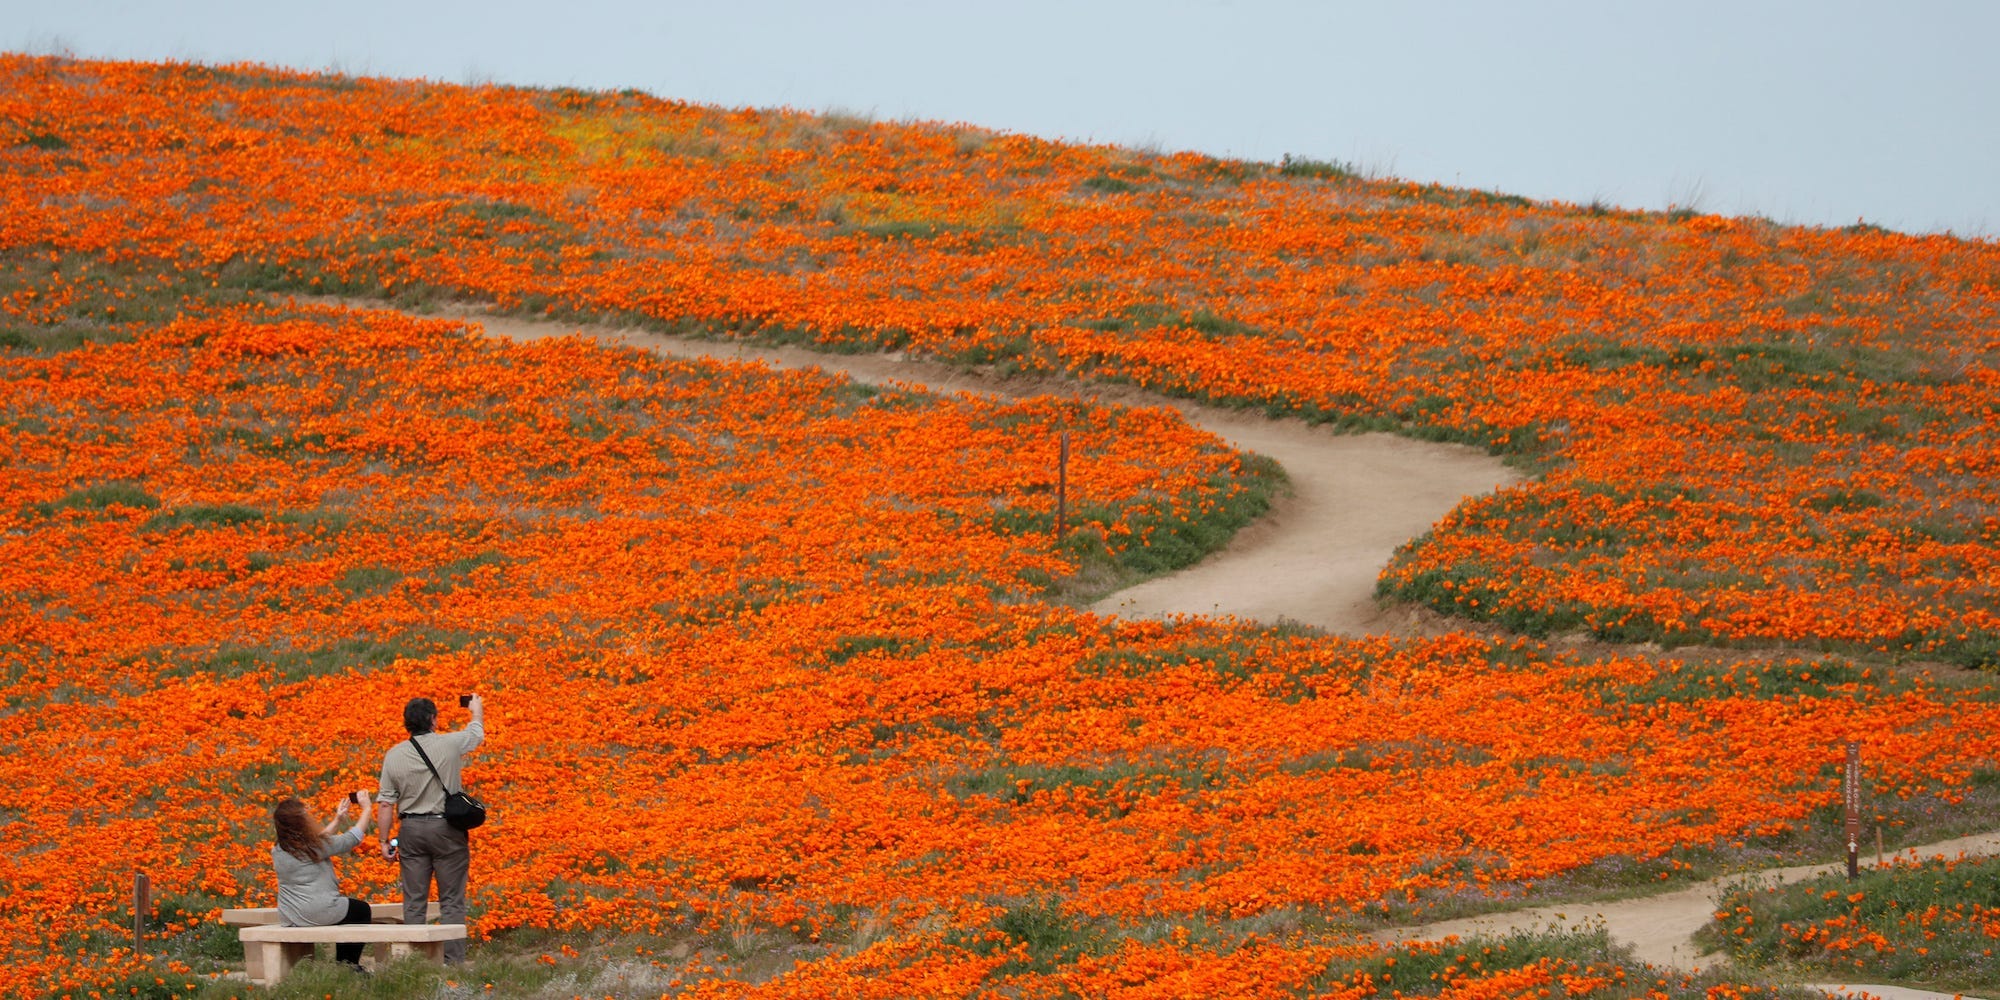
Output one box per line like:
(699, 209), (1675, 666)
(29, 481), (161, 517)
(1019, 452), (1286, 605)
(1804, 489), (1887, 513)
(944, 897), (1107, 976)
(851, 219), (964, 240)
(139, 503), (265, 534)
(1, 246), (248, 351)
(1531, 337), (1938, 391)
(1313, 924), (1824, 1000)
(1701, 853), (2000, 992)
(1378, 556), (1614, 641)
(171, 629), (480, 684)
(1584, 657), (1897, 705)
(213, 426), (333, 457)
(0, 322), (140, 352)
(418, 549), (511, 594)
(1079, 301), (1272, 340)
(274, 507), (352, 536)
(1339, 926), (1630, 996)
(1080, 173), (1140, 194)
(821, 634), (927, 666)
(947, 757), (1218, 813)
(1279, 154), (1359, 181)
(336, 564), (404, 597)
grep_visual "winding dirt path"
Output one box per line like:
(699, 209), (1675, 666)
(1371, 829), (2000, 998)
(443, 307), (1520, 635)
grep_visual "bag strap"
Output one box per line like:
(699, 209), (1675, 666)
(408, 735), (460, 795)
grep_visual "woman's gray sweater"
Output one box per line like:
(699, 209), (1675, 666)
(272, 826), (363, 926)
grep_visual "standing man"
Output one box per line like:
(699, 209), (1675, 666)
(377, 694), (484, 964)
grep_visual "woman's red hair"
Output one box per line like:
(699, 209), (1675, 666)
(272, 798), (327, 863)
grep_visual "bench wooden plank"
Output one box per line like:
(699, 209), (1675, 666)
(220, 902), (440, 926)
(240, 923), (465, 942)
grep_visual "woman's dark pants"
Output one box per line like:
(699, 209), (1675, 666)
(334, 896), (372, 966)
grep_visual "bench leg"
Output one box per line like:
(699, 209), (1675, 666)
(386, 940), (448, 964)
(248, 935), (455, 981)
(253, 941), (306, 985)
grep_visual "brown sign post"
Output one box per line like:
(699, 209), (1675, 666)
(1054, 430), (1069, 540)
(134, 871), (151, 949)
(1843, 742), (1861, 879)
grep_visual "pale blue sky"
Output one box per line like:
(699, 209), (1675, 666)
(7, 0), (1995, 236)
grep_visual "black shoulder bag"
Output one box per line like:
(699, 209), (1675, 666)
(409, 735), (487, 831)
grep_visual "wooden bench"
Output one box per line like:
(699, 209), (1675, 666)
(220, 903), (442, 981)
(238, 923), (466, 984)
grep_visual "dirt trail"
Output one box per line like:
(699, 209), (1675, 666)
(1372, 830), (2000, 996)
(449, 308), (1520, 635)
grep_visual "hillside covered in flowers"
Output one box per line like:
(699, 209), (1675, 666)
(2, 55), (1997, 999)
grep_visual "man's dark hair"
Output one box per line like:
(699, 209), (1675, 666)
(404, 697), (438, 736)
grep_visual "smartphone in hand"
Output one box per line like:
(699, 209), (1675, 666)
(346, 791), (361, 804)
(459, 694), (473, 708)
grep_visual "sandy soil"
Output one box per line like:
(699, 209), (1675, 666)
(445, 307), (1521, 634)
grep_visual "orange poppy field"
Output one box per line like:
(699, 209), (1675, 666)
(3, 55), (1999, 999)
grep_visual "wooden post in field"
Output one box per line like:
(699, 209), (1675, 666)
(134, 871), (151, 950)
(1844, 742), (1861, 879)
(1054, 430), (1069, 541)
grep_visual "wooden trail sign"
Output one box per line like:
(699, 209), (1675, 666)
(1054, 430), (1069, 540)
(134, 871), (150, 948)
(1844, 741), (1861, 879)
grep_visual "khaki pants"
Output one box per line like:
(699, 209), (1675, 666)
(398, 816), (470, 964)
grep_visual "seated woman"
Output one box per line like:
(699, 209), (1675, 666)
(271, 791), (375, 971)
